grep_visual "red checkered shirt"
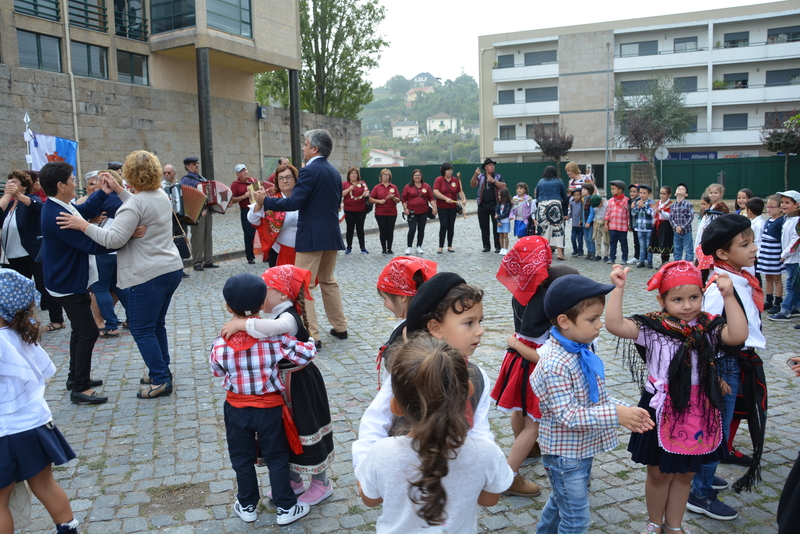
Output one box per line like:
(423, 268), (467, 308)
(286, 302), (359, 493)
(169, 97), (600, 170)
(604, 195), (630, 231)
(210, 333), (316, 395)
(530, 335), (626, 459)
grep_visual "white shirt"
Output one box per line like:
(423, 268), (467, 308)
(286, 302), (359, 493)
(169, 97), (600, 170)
(46, 197), (98, 297)
(703, 267), (765, 350)
(780, 215), (799, 263)
(750, 215), (765, 254)
(247, 193), (299, 251)
(1, 206), (27, 259)
(245, 301), (298, 339)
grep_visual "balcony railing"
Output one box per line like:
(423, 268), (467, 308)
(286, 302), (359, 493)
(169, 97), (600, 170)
(68, 0), (107, 32)
(115, 10), (148, 40)
(14, 0), (60, 21)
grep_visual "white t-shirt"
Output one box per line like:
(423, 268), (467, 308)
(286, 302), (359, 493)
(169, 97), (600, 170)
(355, 435), (513, 534)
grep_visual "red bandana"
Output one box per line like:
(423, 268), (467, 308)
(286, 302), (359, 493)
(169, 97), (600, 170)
(713, 261), (765, 312)
(496, 236), (552, 305)
(647, 260), (702, 294)
(224, 330), (259, 351)
(261, 265), (313, 313)
(376, 256), (438, 296)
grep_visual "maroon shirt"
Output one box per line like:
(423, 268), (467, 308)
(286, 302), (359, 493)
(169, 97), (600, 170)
(433, 175), (461, 210)
(402, 182), (433, 214)
(342, 181), (369, 212)
(230, 178), (256, 209)
(371, 182), (399, 216)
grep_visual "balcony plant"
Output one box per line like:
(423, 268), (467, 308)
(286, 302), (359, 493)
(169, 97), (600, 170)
(712, 80), (727, 90)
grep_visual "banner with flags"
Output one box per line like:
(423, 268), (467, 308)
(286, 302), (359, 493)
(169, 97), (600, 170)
(25, 131), (79, 172)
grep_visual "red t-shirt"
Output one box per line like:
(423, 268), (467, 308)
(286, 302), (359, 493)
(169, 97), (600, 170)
(342, 181), (369, 212)
(230, 178), (256, 209)
(371, 182), (399, 216)
(401, 182), (433, 214)
(433, 176), (461, 210)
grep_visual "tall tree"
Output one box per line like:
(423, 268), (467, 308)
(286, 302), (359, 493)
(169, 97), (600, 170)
(761, 111), (799, 190)
(255, 0), (388, 120)
(385, 75), (411, 95)
(614, 75), (693, 187)
(530, 121), (574, 175)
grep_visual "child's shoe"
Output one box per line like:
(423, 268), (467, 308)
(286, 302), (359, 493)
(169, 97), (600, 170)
(267, 478), (306, 500)
(345, 248), (352, 255)
(56, 519), (80, 534)
(768, 310), (792, 321)
(504, 474), (541, 497)
(767, 297), (782, 314)
(276, 502), (310, 525)
(662, 523), (693, 534)
(647, 262), (653, 269)
(298, 479), (333, 505)
(234, 500), (257, 523)
(405, 246), (413, 254)
(637, 262), (646, 268)
(602, 256), (609, 262)
(711, 475), (729, 490)
(640, 522), (660, 534)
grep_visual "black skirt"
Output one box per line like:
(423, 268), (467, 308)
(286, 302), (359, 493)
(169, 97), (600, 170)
(628, 390), (726, 474)
(283, 362), (335, 475)
(0, 423), (76, 488)
(648, 221), (674, 254)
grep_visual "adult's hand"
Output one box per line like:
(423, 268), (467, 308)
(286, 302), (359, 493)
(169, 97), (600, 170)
(57, 212), (90, 232)
(99, 172), (123, 194)
(254, 189), (267, 205)
(4, 182), (18, 198)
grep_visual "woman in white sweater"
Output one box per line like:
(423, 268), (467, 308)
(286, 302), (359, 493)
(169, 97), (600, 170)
(57, 150), (184, 399)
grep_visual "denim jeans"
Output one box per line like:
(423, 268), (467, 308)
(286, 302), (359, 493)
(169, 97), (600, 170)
(571, 227), (584, 254)
(92, 253), (120, 330)
(781, 263), (799, 313)
(608, 230), (629, 263)
(673, 231), (694, 262)
(583, 224), (595, 255)
(118, 269), (182, 385)
(637, 230), (653, 264)
(537, 455), (593, 534)
(692, 356), (740, 499)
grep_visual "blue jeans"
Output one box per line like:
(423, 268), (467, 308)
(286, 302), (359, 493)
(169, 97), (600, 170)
(537, 455), (592, 534)
(637, 230), (653, 264)
(92, 253), (120, 330)
(118, 269), (182, 384)
(692, 356), (740, 499)
(608, 230), (628, 263)
(781, 263), (799, 313)
(571, 227), (584, 254)
(673, 231), (694, 262)
(583, 225), (595, 255)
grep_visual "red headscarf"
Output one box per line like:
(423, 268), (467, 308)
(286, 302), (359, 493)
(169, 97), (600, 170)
(376, 256), (438, 296)
(261, 265), (313, 313)
(495, 236), (552, 305)
(647, 260), (702, 295)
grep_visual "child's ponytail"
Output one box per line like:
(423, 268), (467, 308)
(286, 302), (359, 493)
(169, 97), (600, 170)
(9, 303), (40, 345)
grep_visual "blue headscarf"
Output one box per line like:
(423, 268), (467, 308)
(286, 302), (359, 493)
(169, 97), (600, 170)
(0, 268), (40, 321)
(549, 326), (605, 403)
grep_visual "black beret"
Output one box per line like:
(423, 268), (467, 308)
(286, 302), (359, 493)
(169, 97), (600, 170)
(638, 184), (652, 192)
(700, 213), (752, 256)
(406, 272), (465, 334)
(609, 180), (626, 190)
(544, 274), (614, 319)
(183, 156), (199, 165)
(107, 161), (123, 170)
(223, 273), (266, 316)
(628, 183), (640, 190)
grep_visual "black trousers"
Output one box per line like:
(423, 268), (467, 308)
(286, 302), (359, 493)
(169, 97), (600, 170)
(7, 255), (63, 324)
(778, 450), (800, 534)
(477, 202), (500, 250)
(438, 208), (457, 248)
(239, 207), (256, 261)
(375, 214), (396, 252)
(53, 292), (98, 392)
(344, 210), (367, 250)
(407, 214), (427, 247)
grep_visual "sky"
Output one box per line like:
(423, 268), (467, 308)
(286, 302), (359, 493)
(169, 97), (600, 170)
(366, 0), (781, 86)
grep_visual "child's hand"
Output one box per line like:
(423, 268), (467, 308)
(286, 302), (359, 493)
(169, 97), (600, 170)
(719, 377), (732, 396)
(616, 405), (654, 433)
(220, 318), (247, 339)
(716, 272), (734, 297)
(610, 265), (629, 288)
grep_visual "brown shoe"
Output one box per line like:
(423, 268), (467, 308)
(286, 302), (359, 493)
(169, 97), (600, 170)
(505, 474), (541, 497)
(528, 441), (542, 458)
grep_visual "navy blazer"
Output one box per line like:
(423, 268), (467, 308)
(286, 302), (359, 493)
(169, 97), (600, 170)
(259, 157), (345, 252)
(0, 194), (44, 260)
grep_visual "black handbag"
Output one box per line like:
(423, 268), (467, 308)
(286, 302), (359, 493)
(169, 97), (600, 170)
(427, 205), (436, 219)
(172, 211), (192, 259)
(365, 195), (373, 214)
(456, 202), (464, 215)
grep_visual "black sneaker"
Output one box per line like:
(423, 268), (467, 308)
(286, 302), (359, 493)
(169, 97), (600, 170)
(712, 475), (729, 490)
(56, 519), (80, 534)
(686, 491), (737, 520)
(720, 450), (752, 466)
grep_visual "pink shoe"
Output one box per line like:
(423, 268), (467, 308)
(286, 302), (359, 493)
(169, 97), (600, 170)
(297, 479), (332, 505)
(267, 479), (306, 501)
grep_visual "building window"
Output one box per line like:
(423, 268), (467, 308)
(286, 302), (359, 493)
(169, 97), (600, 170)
(498, 90), (514, 104)
(723, 72), (748, 89)
(117, 50), (148, 85)
(723, 32), (749, 48)
(524, 50), (557, 66)
(723, 113), (748, 131)
(674, 76), (698, 93)
(68, 0), (107, 32)
(767, 25), (800, 44)
(526, 122), (557, 138)
(687, 116), (698, 132)
(14, 0), (60, 21)
(151, 0), (195, 34)
(765, 111), (794, 127)
(71, 41), (108, 79)
(497, 54), (514, 69)
(499, 126), (516, 140)
(620, 80), (652, 96)
(17, 30), (61, 72)
(674, 37), (697, 53)
(207, 0), (251, 38)
(525, 87), (558, 102)
(619, 40), (658, 57)
(766, 68), (800, 87)
(115, 0), (148, 40)
(374, 158), (381, 162)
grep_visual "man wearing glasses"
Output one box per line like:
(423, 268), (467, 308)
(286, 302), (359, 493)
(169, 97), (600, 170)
(161, 164), (177, 188)
(180, 156), (218, 271)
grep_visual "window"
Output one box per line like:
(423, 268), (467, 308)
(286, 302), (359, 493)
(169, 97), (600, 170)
(68, 0), (107, 32)
(674, 37), (698, 53)
(497, 54), (514, 69)
(674, 76), (697, 93)
(498, 90), (514, 104)
(687, 116), (698, 132)
(17, 30), (61, 72)
(151, 0), (195, 34)
(115, 0), (148, 40)
(723, 31), (749, 48)
(723, 73), (748, 89)
(525, 87), (558, 102)
(767, 25), (800, 44)
(499, 126), (516, 140)
(723, 114), (748, 131)
(766, 69), (800, 87)
(524, 50), (557, 66)
(207, 0), (250, 38)
(117, 50), (148, 85)
(71, 42), (107, 79)
(619, 40), (658, 57)
(620, 80), (652, 96)
(765, 111), (794, 127)
(526, 122), (557, 138)
(14, 0), (59, 21)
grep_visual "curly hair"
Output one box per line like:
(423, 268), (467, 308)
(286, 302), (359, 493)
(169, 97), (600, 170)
(417, 283), (484, 328)
(8, 303), (40, 345)
(123, 150), (162, 191)
(6, 170), (34, 194)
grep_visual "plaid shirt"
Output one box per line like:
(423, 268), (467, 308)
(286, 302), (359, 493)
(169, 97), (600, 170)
(604, 195), (629, 231)
(530, 335), (625, 459)
(210, 333), (316, 395)
(669, 199), (694, 235)
(630, 199), (655, 231)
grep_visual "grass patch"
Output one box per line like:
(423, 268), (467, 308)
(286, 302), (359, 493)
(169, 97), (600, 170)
(348, 505), (364, 514)
(614, 470), (630, 480)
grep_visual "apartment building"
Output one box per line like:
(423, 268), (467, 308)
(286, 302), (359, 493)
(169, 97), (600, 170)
(478, 0), (800, 175)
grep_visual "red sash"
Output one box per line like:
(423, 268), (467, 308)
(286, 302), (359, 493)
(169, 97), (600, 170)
(226, 391), (303, 454)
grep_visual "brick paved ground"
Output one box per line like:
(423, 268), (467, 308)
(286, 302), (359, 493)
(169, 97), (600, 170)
(23, 204), (800, 533)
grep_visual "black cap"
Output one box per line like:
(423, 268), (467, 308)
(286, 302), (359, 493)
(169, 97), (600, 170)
(609, 180), (626, 190)
(544, 274), (614, 319)
(183, 156), (199, 166)
(107, 161), (123, 171)
(638, 184), (652, 192)
(482, 158), (497, 170)
(628, 183), (639, 190)
(406, 272), (465, 334)
(223, 273), (266, 316)
(676, 182), (689, 194)
(700, 213), (752, 256)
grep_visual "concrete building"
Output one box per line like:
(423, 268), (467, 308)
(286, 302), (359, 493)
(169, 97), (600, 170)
(368, 148), (405, 167)
(392, 120), (419, 139)
(478, 0), (800, 175)
(427, 112), (458, 134)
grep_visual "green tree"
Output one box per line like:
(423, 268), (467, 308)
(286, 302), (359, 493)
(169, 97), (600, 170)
(255, 0), (388, 120)
(761, 111), (799, 190)
(385, 75), (411, 95)
(361, 137), (371, 167)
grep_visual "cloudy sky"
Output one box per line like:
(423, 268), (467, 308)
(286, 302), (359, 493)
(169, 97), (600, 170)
(366, 0), (779, 86)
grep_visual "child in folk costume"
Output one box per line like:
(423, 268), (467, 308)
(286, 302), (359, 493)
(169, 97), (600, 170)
(219, 266), (335, 508)
(649, 186), (674, 266)
(694, 185), (729, 276)
(606, 261), (748, 534)
(758, 195), (786, 314)
(511, 182), (535, 239)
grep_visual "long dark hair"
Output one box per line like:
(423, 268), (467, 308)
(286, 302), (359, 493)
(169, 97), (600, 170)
(409, 169), (424, 186)
(8, 303), (40, 345)
(542, 166), (558, 180)
(391, 334), (470, 526)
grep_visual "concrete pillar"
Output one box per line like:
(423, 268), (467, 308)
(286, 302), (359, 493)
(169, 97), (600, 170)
(289, 69), (302, 166)
(196, 47), (214, 180)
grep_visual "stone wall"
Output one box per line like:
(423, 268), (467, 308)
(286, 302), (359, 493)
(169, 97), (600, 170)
(0, 63), (361, 182)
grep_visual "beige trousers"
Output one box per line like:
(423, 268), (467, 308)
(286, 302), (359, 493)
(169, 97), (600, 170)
(295, 250), (348, 340)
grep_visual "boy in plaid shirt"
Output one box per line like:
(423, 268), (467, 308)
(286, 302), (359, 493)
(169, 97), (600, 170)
(631, 184), (655, 268)
(669, 183), (694, 262)
(531, 274), (653, 533)
(604, 180), (630, 265)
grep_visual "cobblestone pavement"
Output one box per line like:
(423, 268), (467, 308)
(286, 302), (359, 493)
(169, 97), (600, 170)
(26, 205), (799, 533)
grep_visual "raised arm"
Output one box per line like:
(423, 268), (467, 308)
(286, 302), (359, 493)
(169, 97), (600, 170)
(605, 265), (640, 339)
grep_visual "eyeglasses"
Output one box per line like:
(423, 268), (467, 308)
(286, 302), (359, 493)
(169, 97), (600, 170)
(163, 171), (175, 175)
(277, 176), (294, 182)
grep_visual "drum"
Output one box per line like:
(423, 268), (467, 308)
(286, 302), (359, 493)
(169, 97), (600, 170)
(201, 181), (231, 214)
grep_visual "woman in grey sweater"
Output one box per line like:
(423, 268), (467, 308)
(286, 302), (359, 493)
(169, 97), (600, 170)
(57, 150), (183, 399)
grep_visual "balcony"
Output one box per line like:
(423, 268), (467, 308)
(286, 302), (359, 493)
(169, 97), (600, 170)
(494, 138), (539, 154)
(492, 63), (558, 83)
(68, 0), (107, 32)
(683, 128), (763, 148)
(711, 40), (800, 64)
(614, 48), (708, 73)
(115, 9), (148, 40)
(493, 100), (559, 119)
(710, 83), (800, 106)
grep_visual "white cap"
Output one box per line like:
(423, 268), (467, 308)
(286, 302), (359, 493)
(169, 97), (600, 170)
(234, 163), (247, 173)
(777, 190), (800, 204)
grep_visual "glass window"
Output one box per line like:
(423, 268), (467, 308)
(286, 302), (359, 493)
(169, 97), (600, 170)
(724, 32), (749, 48)
(151, 0), (195, 34)
(674, 37), (698, 52)
(620, 80), (652, 96)
(497, 54), (514, 68)
(68, 0), (107, 32)
(767, 25), (800, 44)
(115, 0), (149, 40)
(620, 41), (657, 57)
(765, 111), (794, 127)
(207, 0), (250, 38)
(723, 72), (748, 89)
(17, 30), (61, 72)
(526, 122), (557, 138)
(674, 76), (698, 93)
(14, 0), (60, 21)
(687, 116), (698, 132)
(71, 41), (107, 79)
(117, 50), (148, 85)
(524, 50), (557, 66)
(723, 113), (748, 131)
(499, 126), (516, 140)
(765, 68), (800, 86)
(498, 90), (514, 104)
(525, 87), (558, 102)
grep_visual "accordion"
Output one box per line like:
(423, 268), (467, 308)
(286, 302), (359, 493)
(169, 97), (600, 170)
(201, 180), (231, 214)
(165, 183), (206, 225)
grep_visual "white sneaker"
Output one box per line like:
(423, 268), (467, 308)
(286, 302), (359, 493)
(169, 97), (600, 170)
(405, 247), (412, 254)
(234, 500), (257, 523)
(417, 246), (424, 254)
(500, 248), (508, 255)
(276, 502), (310, 525)
(626, 258), (637, 264)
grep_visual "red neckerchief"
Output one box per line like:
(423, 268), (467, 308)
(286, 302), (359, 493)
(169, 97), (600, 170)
(654, 200), (672, 231)
(612, 193), (626, 201)
(223, 316), (260, 351)
(714, 261), (764, 312)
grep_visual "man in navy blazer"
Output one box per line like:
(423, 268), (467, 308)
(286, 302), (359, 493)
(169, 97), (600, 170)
(259, 129), (348, 347)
